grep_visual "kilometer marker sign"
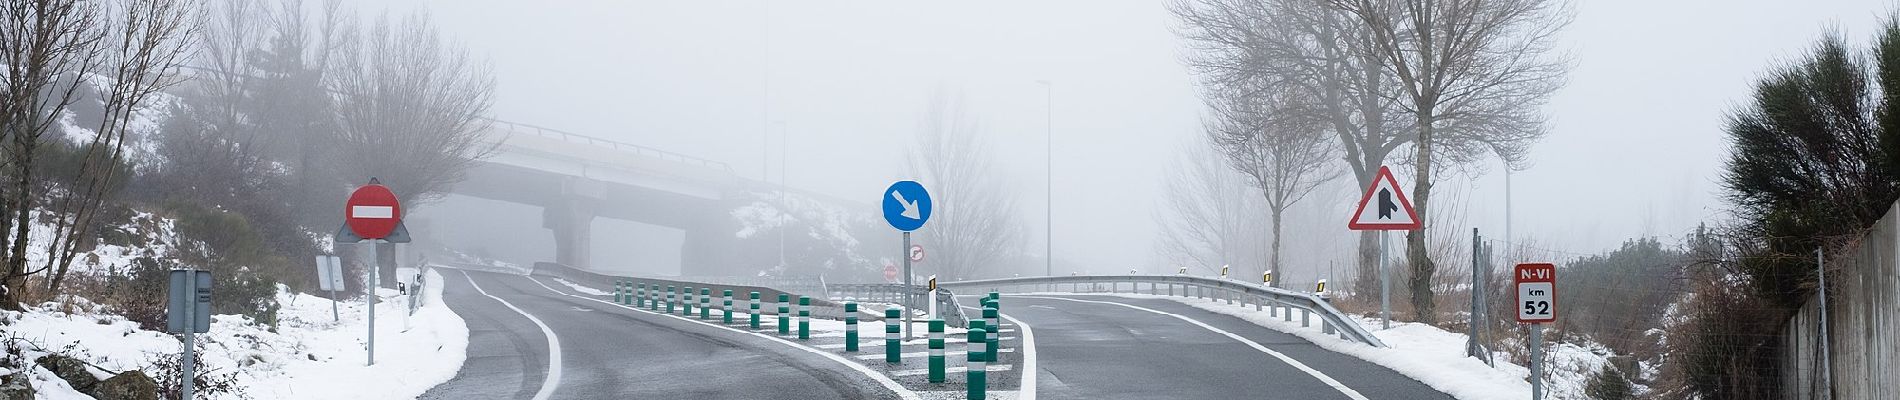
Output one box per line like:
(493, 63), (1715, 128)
(1515, 263), (1557, 323)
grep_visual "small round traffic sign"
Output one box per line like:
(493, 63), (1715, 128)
(881, 181), (932, 232)
(909, 245), (925, 263)
(345, 183), (402, 240)
(883, 265), (899, 283)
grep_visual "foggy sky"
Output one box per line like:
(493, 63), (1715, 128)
(369, 0), (1896, 275)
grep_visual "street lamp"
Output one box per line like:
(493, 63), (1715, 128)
(1036, 80), (1053, 277)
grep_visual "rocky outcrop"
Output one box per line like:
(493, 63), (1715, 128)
(90, 370), (156, 400)
(34, 354), (98, 392)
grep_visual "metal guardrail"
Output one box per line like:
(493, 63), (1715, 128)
(484, 118), (734, 172)
(939, 275), (1387, 348)
(826, 283), (971, 328)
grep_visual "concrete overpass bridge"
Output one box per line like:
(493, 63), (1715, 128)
(448, 120), (778, 275)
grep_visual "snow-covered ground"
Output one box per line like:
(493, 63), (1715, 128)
(3, 268), (468, 400)
(1055, 293), (1615, 400)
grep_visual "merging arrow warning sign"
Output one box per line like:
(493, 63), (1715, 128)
(1347, 166), (1421, 231)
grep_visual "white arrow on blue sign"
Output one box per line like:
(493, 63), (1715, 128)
(882, 180), (932, 231)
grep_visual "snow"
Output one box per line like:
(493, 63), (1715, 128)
(2, 268), (468, 400)
(551, 278), (609, 296)
(1060, 293), (1615, 400)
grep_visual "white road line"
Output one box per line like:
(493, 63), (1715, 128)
(891, 364), (1015, 377)
(521, 277), (923, 400)
(1016, 296), (1366, 400)
(814, 336), (1018, 349)
(1000, 311), (1038, 400)
(461, 271), (562, 400)
(854, 348), (1018, 360)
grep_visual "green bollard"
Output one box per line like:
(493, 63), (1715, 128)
(634, 283), (644, 307)
(885, 307), (902, 363)
(968, 327), (988, 400)
(778, 294), (791, 334)
(749, 292), (762, 329)
(667, 286), (676, 314)
(614, 281), (623, 304)
(798, 296), (811, 340)
(845, 302), (859, 352)
(683, 286), (694, 316)
(723, 289), (734, 324)
(967, 320), (988, 362)
(928, 319), (945, 383)
(983, 306), (1000, 362)
(700, 288), (711, 320)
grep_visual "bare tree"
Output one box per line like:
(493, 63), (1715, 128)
(1153, 136), (1271, 278)
(909, 90), (1024, 281)
(1204, 84), (1341, 288)
(0, 0), (105, 308)
(327, 11), (494, 206)
(43, 0), (198, 293)
(1330, 0), (1569, 323)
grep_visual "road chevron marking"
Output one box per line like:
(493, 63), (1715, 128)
(519, 276), (923, 400)
(1015, 296), (1367, 400)
(461, 271), (562, 400)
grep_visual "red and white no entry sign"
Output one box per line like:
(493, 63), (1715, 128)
(883, 264), (899, 283)
(909, 245), (925, 263)
(345, 182), (402, 240)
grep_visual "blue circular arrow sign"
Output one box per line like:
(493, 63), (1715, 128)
(881, 180), (932, 231)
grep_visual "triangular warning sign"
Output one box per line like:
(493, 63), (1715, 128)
(1348, 166), (1421, 230)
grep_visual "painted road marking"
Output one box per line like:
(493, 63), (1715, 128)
(856, 348), (1017, 361)
(815, 336), (1017, 349)
(892, 364), (1015, 377)
(520, 276), (923, 400)
(461, 271), (562, 400)
(1016, 296), (1367, 400)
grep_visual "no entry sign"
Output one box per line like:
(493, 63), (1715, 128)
(346, 182), (402, 240)
(1515, 263), (1557, 323)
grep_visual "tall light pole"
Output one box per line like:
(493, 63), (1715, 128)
(772, 120), (788, 270)
(1037, 80), (1053, 277)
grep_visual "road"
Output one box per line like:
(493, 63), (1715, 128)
(998, 294), (1449, 400)
(421, 270), (905, 400)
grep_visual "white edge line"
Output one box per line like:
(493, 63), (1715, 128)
(521, 276), (924, 400)
(462, 271), (562, 400)
(1016, 295), (1367, 400)
(997, 311), (1038, 400)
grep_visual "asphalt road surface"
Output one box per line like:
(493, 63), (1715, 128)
(1003, 294), (1450, 400)
(421, 270), (904, 400)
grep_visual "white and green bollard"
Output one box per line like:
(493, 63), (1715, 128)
(967, 327), (988, 400)
(845, 301), (859, 352)
(614, 281), (623, 304)
(967, 320), (988, 362)
(983, 305), (999, 362)
(928, 319), (945, 383)
(683, 286), (694, 316)
(667, 286), (676, 314)
(749, 292), (761, 329)
(777, 294), (791, 334)
(885, 307), (902, 363)
(723, 289), (734, 324)
(798, 296), (811, 340)
(634, 283), (644, 307)
(700, 288), (711, 320)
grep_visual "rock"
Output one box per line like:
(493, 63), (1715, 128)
(0, 372), (34, 400)
(90, 371), (156, 400)
(34, 354), (98, 392)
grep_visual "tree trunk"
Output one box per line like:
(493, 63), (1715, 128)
(1355, 231), (1378, 297)
(1408, 109), (1438, 324)
(1269, 208), (1284, 289)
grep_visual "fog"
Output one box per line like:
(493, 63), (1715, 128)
(384, 0), (1893, 282)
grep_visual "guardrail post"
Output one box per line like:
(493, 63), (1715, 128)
(845, 301), (859, 352)
(723, 289), (734, 323)
(886, 307), (902, 363)
(778, 293), (791, 335)
(749, 292), (761, 329)
(1254, 295), (1262, 311)
(968, 327), (988, 400)
(929, 319), (946, 383)
(1302, 308), (1311, 328)
(798, 296), (811, 340)
(700, 288), (711, 319)
(667, 285), (676, 314)
(683, 286), (694, 316)
(1168, 283), (1174, 297)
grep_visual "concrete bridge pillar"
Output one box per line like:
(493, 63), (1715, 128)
(544, 201), (595, 268)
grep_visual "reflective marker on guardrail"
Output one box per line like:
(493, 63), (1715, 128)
(968, 327), (988, 400)
(798, 296), (811, 340)
(929, 319), (945, 383)
(778, 294), (791, 335)
(886, 307), (902, 363)
(845, 301), (859, 352)
(749, 292), (761, 329)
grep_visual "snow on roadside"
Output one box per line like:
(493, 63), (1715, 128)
(1059, 293), (1611, 400)
(551, 278), (610, 296)
(3, 268), (468, 400)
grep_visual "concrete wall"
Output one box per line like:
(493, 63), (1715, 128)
(1782, 202), (1900, 399)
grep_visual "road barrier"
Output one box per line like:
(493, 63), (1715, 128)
(968, 327), (987, 400)
(845, 301), (859, 352)
(750, 292), (761, 329)
(722, 289), (734, 324)
(635, 282), (644, 307)
(939, 274), (1387, 348)
(929, 319), (946, 383)
(798, 296), (811, 340)
(967, 320), (988, 362)
(667, 285), (676, 314)
(982, 305), (999, 362)
(826, 283), (972, 328)
(684, 286), (695, 316)
(777, 294), (791, 334)
(700, 288), (711, 320)
(885, 308), (901, 363)
(614, 280), (623, 304)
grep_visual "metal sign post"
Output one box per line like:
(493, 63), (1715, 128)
(903, 231), (913, 340)
(336, 178), (412, 366)
(167, 270), (211, 400)
(881, 180), (932, 342)
(1514, 262), (1557, 400)
(1346, 166), (1421, 331)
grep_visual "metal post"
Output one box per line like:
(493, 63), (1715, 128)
(1531, 323), (1544, 400)
(1380, 230), (1390, 330)
(368, 240), (379, 366)
(182, 273), (196, 400)
(1468, 229), (1486, 361)
(1817, 248), (1831, 400)
(903, 231), (914, 340)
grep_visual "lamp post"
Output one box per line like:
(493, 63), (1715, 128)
(1037, 80), (1053, 277)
